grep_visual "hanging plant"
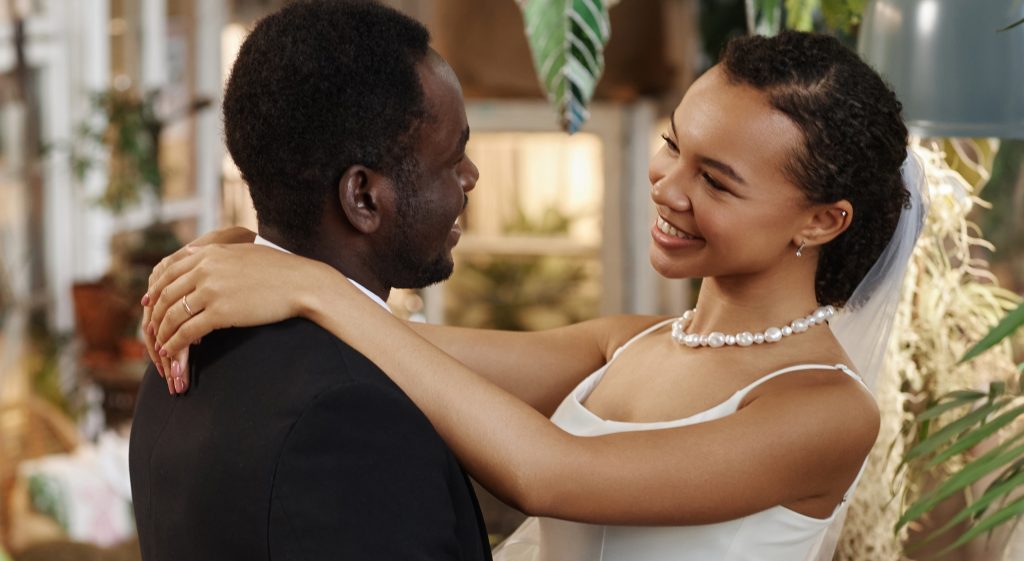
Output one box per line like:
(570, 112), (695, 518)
(518, 0), (614, 133)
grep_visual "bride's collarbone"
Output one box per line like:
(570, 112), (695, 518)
(583, 330), (850, 424)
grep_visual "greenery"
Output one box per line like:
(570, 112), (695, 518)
(518, 0), (612, 133)
(898, 301), (1024, 554)
(66, 90), (163, 213)
(749, 0), (864, 35)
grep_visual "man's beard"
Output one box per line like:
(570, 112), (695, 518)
(380, 187), (456, 290)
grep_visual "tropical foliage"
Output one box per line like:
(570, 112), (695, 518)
(897, 301), (1024, 554)
(518, 0), (613, 133)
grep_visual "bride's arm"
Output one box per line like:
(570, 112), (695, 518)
(155, 254), (880, 526)
(409, 318), (661, 416)
(146, 243), (660, 412)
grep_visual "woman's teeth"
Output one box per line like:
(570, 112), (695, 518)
(657, 217), (697, 240)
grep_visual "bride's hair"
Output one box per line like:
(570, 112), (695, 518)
(719, 31), (910, 307)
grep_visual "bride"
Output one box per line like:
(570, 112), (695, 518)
(142, 31), (924, 561)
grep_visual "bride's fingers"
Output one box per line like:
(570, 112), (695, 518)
(147, 246), (196, 300)
(146, 247), (203, 315)
(170, 347), (191, 395)
(161, 314), (214, 359)
(152, 271), (200, 340)
(141, 302), (163, 377)
(156, 286), (205, 349)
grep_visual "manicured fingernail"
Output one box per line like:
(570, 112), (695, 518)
(159, 347), (168, 358)
(141, 293), (150, 306)
(174, 377), (184, 393)
(172, 360), (181, 378)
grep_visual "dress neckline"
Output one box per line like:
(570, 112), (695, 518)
(572, 361), (860, 429)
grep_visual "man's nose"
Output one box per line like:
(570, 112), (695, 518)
(462, 156), (480, 193)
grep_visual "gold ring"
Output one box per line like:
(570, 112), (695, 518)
(182, 295), (195, 317)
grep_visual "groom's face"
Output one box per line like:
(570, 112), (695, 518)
(380, 56), (478, 289)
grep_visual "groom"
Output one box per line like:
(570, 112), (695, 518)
(129, 1), (490, 560)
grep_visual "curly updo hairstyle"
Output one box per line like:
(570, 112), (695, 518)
(223, 0), (430, 252)
(719, 31), (910, 307)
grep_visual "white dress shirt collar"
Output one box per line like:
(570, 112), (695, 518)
(253, 235), (392, 313)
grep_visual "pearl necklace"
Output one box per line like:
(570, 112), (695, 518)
(671, 305), (836, 348)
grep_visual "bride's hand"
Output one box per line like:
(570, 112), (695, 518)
(146, 243), (335, 394)
(141, 227), (256, 390)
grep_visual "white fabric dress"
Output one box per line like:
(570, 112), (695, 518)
(493, 319), (869, 561)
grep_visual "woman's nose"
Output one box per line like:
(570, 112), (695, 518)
(651, 176), (692, 213)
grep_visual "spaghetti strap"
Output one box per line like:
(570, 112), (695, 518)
(609, 318), (677, 361)
(732, 363), (863, 404)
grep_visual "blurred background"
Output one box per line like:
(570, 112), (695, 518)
(0, 0), (1021, 559)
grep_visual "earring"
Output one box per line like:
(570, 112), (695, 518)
(796, 241), (806, 257)
(841, 210), (848, 217)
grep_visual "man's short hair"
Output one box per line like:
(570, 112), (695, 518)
(224, 0), (431, 250)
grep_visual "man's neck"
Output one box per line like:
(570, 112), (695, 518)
(257, 228), (391, 304)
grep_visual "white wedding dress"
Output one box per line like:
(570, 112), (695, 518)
(493, 319), (869, 561)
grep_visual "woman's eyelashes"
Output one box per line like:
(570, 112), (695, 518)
(659, 133), (731, 194)
(701, 172), (728, 192)
(660, 133), (678, 153)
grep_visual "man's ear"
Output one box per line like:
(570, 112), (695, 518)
(337, 165), (392, 234)
(795, 200), (853, 250)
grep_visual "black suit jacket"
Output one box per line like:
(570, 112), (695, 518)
(130, 318), (492, 561)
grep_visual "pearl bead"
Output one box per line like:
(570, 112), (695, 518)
(791, 319), (808, 333)
(707, 332), (726, 348)
(782, 326), (793, 337)
(754, 333), (765, 344)
(814, 308), (828, 323)
(683, 309), (695, 321)
(765, 327), (783, 343)
(699, 335), (709, 347)
(825, 305), (836, 318)
(806, 315), (818, 325)
(737, 332), (754, 346)
(684, 333), (701, 347)
(725, 335), (737, 346)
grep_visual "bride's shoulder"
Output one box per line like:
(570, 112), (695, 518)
(586, 314), (674, 359)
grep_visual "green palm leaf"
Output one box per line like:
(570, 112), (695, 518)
(925, 403), (1024, 469)
(916, 468), (1024, 549)
(999, 17), (1024, 32)
(896, 439), (1024, 532)
(941, 495), (1024, 554)
(961, 300), (1024, 363)
(519, 0), (611, 133)
(903, 399), (1009, 463)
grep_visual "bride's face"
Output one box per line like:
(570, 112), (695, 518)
(648, 66), (818, 282)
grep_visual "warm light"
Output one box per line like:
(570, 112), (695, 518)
(916, 0), (939, 36)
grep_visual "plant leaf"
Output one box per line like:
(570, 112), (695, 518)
(903, 399), (1008, 463)
(915, 391), (989, 423)
(896, 439), (1024, 532)
(926, 404), (1024, 469)
(999, 17), (1024, 32)
(961, 300), (1024, 363)
(909, 468), (1024, 550)
(784, 0), (815, 30)
(519, 0), (611, 133)
(940, 494), (1024, 554)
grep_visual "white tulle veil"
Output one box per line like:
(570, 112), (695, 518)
(806, 148), (929, 561)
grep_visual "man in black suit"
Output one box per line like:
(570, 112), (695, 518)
(128, 1), (489, 559)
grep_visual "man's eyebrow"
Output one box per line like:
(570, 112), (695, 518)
(671, 111), (747, 186)
(456, 126), (470, 153)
